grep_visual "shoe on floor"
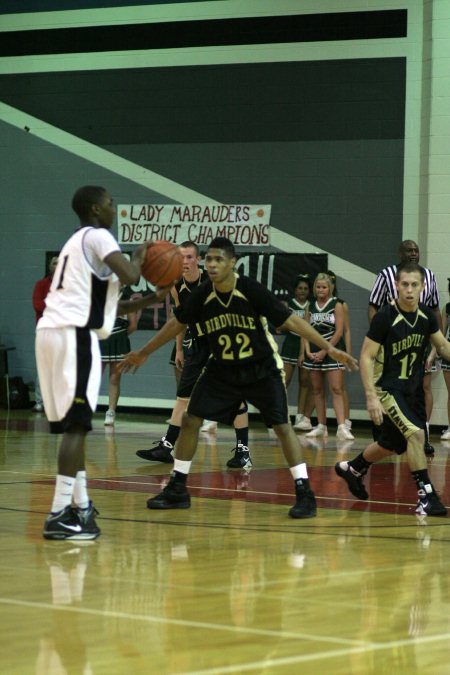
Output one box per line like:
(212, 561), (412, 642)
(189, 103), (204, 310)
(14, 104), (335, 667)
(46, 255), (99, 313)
(200, 419), (218, 433)
(415, 489), (447, 517)
(305, 424), (328, 438)
(294, 415), (313, 431)
(32, 403), (44, 413)
(424, 441), (435, 456)
(289, 480), (317, 519)
(136, 438), (174, 463)
(226, 444), (252, 469)
(335, 461), (368, 500)
(441, 428), (450, 440)
(147, 476), (191, 509)
(104, 409), (115, 426)
(336, 424), (355, 441)
(75, 501), (101, 538)
(43, 504), (100, 540)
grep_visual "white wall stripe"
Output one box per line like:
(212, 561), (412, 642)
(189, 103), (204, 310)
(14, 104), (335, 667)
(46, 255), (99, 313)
(0, 100), (376, 291)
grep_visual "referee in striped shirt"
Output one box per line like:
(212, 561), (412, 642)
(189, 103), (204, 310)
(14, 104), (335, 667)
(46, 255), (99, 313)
(368, 240), (442, 454)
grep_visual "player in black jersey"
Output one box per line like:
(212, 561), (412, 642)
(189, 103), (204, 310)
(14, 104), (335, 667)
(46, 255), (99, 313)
(135, 241), (251, 467)
(336, 263), (450, 516)
(368, 240), (441, 455)
(120, 237), (358, 519)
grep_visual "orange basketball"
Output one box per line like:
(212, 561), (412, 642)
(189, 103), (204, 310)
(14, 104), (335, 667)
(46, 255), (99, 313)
(141, 240), (183, 286)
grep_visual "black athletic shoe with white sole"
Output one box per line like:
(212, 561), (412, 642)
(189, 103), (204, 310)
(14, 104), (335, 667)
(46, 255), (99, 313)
(415, 490), (447, 517)
(136, 438), (174, 463)
(226, 444), (252, 469)
(335, 461), (369, 500)
(43, 504), (100, 540)
(76, 501), (101, 538)
(147, 477), (191, 510)
(289, 480), (317, 519)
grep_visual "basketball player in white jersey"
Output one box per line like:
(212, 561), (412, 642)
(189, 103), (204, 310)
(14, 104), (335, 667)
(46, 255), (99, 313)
(37, 185), (170, 540)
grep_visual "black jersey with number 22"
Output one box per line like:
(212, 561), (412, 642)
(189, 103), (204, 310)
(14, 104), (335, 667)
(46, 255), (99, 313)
(174, 274), (290, 367)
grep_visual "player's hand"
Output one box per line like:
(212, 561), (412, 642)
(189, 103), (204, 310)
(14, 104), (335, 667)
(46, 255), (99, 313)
(366, 394), (384, 426)
(154, 284), (174, 301)
(328, 347), (359, 372)
(131, 242), (152, 267)
(118, 350), (148, 374)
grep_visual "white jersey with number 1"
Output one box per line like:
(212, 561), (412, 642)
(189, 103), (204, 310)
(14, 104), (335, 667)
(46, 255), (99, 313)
(38, 226), (121, 339)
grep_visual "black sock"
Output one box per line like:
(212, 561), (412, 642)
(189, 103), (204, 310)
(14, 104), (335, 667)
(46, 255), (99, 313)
(235, 427), (249, 447)
(349, 453), (372, 476)
(411, 469), (432, 493)
(165, 424), (180, 446)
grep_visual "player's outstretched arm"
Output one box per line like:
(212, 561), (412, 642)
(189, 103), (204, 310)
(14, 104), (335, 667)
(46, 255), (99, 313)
(117, 284), (173, 314)
(118, 317), (186, 373)
(280, 314), (359, 371)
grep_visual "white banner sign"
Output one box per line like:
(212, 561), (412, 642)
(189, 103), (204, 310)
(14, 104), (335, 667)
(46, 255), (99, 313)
(117, 204), (271, 247)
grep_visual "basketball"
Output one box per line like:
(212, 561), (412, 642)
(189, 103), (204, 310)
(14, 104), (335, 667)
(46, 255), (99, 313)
(141, 240), (183, 286)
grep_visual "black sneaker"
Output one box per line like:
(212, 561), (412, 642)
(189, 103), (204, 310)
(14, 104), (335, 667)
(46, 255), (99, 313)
(226, 444), (252, 469)
(415, 489), (447, 516)
(289, 481), (317, 519)
(147, 476), (191, 510)
(335, 461), (369, 500)
(76, 501), (101, 538)
(43, 505), (99, 540)
(424, 442), (435, 456)
(136, 437), (174, 463)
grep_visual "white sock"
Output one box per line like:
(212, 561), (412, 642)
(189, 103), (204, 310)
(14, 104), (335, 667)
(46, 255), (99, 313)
(290, 462), (308, 481)
(51, 474), (75, 513)
(174, 459), (192, 475)
(73, 470), (89, 510)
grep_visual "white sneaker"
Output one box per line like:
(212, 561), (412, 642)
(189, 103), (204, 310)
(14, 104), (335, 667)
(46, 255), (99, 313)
(344, 419), (352, 430)
(336, 424), (354, 440)
(294, 416), (313, 431)
(305, 424), (328, 438)
(200, 419), (218, 433)
(294, 414), (302, 426)
(104, 409), (115, 426)
(441, 428), (450, 440)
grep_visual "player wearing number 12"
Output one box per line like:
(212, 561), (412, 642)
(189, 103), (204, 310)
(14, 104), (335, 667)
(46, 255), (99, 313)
(120, 237), (358, 519)
(336, 263), (450, 517)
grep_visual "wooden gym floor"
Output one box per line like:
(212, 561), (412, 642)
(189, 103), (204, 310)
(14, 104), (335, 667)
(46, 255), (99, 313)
(1, 408), (450, 674)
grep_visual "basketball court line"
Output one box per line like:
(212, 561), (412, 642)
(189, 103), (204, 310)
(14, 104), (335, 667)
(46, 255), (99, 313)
(1, 464), (449, 517)
(180, 630), (450, 675)
(1, 596), (449, 673)
(0, 596), (384, 648)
